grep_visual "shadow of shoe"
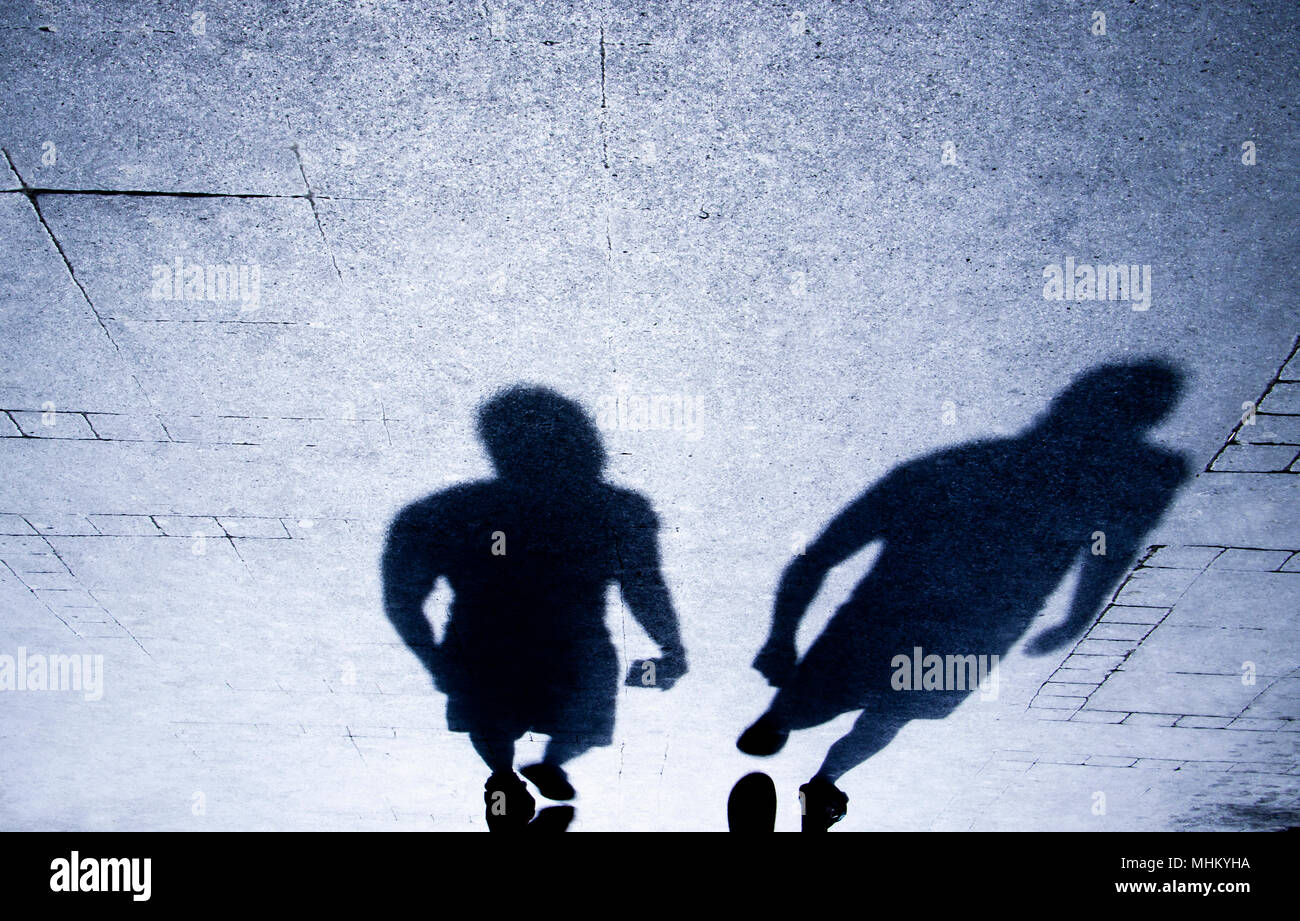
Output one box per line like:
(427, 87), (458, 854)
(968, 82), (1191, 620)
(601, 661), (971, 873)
(484, 771), (536, 832)
(527, 805), (576, 832)
(728, 772), (777, 832)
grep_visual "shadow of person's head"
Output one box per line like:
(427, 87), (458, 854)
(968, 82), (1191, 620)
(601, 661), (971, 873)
(1032, 359), (1184, 443)
(477, 385), (606, 485)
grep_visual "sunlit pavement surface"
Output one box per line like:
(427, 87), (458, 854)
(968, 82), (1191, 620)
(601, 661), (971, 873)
(0, 2), (1296, 831)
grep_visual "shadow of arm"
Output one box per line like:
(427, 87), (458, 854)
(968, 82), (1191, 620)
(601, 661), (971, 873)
(1036, 550), (1136, 654)
(381, 506), (443, 679)
(618, 498), (686, 689)
(1027, 452), (1190, 657)
(768, 485), (886, 646)
(754, 483), (889, 685)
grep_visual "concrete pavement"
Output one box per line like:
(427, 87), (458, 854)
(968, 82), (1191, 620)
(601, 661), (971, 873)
(0, 0), (1296, 831)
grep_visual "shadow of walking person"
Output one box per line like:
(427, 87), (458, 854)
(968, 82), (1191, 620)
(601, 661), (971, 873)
(737, 361), (1189, 830)
(382, 386), (687, 831)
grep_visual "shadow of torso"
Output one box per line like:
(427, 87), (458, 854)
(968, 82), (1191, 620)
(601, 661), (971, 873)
(787, 433), (1185, 719)
(386, 478), (654, 742)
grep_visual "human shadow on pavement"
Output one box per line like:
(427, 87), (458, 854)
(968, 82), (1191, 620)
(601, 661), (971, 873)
(737, 361), (1189, 830)
(382, 385), (687, 831)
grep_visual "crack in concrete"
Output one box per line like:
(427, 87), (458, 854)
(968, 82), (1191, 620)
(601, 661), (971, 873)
(599, 26), (607, 110)
(103, 317), (310, 325)
(3, 150), (117, 343)
(290, 143), (343, 281)
(378, 399), (394, 447)
(0, 186), (306, 200)
(598, 25), (609, 171)
(345, 726), (368, 764)
(2, 147), (163, 415)
(597, 19), (617, 377)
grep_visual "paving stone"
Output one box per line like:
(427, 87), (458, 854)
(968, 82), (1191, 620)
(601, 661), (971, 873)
(1174, 716), (1234, 729)
(1210, 444), (1299, 473)
(0, 196), (171, 414)
(1087, 622), (1153, 642)
(1258, 382), (1300, 415)
(1281, 350), (1300, 382)
(23, 514), (98, 536)
(0, 514), (37, 535)
(1226, 719), (1289, 732)
(992, 750), (1036, 762)
(1167, 569), (1300, 631)
(87, 515), (161, 536)
(1070, 710), (1128, 724)
(0, 412), (21, 437)
(33, 588), (100, 609)
(986, 760), (1034, 774)
(1051, 666), (1115, 685)
(1085, 754), (1137, 767)
(83, 413), (171, 442)
(216, 517), (290, 539)
(8, 411), (97, 439)
(1281, 553), (1300, 573)
(1042, 680), (1101, 696)
(1122, 623), (1298, 679)
(1124, 713), (1180, 727)
(152, 516), (226, 538)
(6, 568), (72, 591)
(1113, 566), (1201, 607)
(44, 196), (338, 327)
(1091, 673), (1258, 720)
(0, 535), (60, 563)
(72, 621), (132, 639)
(1061, 654), (1124, 672)
(1030, 695), (1087, 710)
(1036, 754), (1090, 766)
(1099, 605), (1169, 625)
(279, 518), (355, 540)
(1234, 414), (1300, 445)
(164, 417), (274, 445)
(1074, 638), (1138, 656)
(1142, 545), (1223, 570)
(1241, 678), (1300, 721)
(1211, 548), (1295, 571)
(1133, 758), (1184, 770)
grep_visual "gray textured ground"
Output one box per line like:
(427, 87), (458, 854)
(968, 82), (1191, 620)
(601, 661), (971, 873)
(0, 0), (1297, 830)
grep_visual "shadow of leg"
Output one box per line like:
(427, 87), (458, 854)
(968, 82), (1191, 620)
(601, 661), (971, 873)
(798, 711), (908, 831)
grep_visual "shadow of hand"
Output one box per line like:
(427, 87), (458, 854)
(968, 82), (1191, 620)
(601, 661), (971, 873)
(418, 647), (448, 691)
(753, 641), (797, 687)
(625, 652), (687, 690)
(1024, 625), (1076, 658)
